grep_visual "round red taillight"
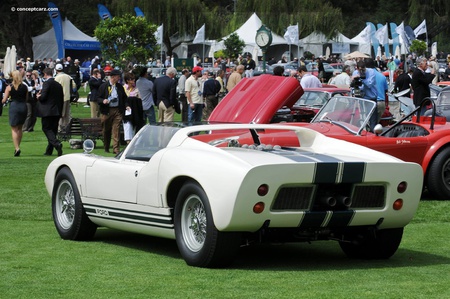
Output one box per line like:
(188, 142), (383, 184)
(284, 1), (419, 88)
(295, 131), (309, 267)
(393, 199), (403, 210)
(253, 202), (265, 214)
(257, 184), (269, 196)
(397, 181), (407, 193)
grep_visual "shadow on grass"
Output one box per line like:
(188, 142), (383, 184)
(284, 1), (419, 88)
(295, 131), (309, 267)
(92, 228), (450, 270)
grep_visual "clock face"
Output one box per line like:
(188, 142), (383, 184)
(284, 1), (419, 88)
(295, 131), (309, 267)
(256, 31), (270, 47)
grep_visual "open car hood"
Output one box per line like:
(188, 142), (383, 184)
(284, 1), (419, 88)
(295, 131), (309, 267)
(209, 74), (304, 124)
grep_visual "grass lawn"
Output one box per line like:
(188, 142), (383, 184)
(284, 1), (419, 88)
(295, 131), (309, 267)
(0, 100), (449, 298)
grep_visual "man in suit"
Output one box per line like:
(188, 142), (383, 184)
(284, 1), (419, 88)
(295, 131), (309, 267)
(36, 68), (64, 156)
(411, 57), (435, 110)
(153, 67), (178, 122)
(96, 69), (127, 154)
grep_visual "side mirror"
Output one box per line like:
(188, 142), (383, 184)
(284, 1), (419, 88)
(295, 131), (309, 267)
(373, 124), (384, 135)
(83, 139), (95, 154)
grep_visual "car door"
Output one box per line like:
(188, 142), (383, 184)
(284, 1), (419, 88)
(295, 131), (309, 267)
(85, 159), (146, 203)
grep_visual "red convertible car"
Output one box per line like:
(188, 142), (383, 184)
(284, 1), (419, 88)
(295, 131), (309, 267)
(273, 87), (350, 123)
(210, 75), (450, 200)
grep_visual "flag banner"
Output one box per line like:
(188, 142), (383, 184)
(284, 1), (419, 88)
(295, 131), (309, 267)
(395, 22), (413, 51)
(284, 25), (299, 45)
(155, 24), (163, 45)
(375, 24), (388, 45)
(134, 7), (145, 18)
(332, 42), (349, 54)
(390, 23), (399, 57)
(405, 26), (416, 48)
(367, 22), (379, 57)
(48, 2), (64, 58)
(97, 4), (112, 20)
(360, 24), (372, 44)
(414, 20), (427, 37)
(193, 24), (205, 44)
(376, 23), (390, 57)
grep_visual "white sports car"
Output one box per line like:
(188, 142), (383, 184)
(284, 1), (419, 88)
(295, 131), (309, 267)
(45, 123), (423, 268)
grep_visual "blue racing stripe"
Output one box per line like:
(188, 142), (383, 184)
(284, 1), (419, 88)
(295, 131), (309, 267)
(314, 162), (339, 183)
(341, 162), (365, 183)
(327, 210), (355, 227)
(299, 211), (327, 228)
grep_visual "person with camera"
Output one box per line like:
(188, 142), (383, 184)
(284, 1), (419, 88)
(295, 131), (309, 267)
(353, 60), (378, 130)
(97, 69), (128, 154)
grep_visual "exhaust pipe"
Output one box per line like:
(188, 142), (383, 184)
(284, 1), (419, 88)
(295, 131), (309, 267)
(319, 196), (337, 207)
(336, 195), (352, 207)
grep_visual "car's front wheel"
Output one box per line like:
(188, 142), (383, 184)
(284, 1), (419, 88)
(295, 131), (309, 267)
(339, 228), (403, 259)
(52, 167), (97, 240)
(174, 181), (241, 268)
(427, 147), (450, 200)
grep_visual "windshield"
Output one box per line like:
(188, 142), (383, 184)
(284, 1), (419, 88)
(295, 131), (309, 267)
(124, 125), (181, 161)
(296, 91), (329, 107)
(311, 96), (376, 134)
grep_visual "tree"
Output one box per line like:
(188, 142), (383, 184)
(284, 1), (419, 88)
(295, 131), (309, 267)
(0, 0), (48, 59)
(223, 33), (245, 60)
(108, 0), (220, 57)
(94, 14), (157, 67)
(228, 0), (344, 39)
(410, 40), (427, 56)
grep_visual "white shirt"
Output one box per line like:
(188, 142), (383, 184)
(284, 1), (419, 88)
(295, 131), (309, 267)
(330, 72), (351, 88)
(300, 73), (322, 88)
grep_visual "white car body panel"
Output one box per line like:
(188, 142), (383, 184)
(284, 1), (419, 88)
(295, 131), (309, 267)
(45, 124), (423, 239)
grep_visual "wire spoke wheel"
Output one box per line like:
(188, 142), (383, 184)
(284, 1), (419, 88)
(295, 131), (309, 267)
(181, 194), (207, 252)
(55, 179), (76, 230)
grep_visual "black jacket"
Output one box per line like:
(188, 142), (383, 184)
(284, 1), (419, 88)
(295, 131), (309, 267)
(96, 81), (127, 115)
(37, 78), (64, 117)
(394, 73), (412, 97)
(152, 75), (177, 108)
(411, 68), (435, 106)
(88, 76), (103, 102)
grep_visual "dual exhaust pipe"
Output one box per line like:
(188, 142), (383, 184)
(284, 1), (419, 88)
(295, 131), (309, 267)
(319, 195), (352, 208)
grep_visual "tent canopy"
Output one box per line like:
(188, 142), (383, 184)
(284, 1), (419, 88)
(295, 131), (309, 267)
(299, 31), (358, 57)
(212, 13), (287, 57)
(32, 19), (100, 60)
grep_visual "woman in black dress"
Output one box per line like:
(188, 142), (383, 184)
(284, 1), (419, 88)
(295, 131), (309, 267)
(1, 70), (28, 156)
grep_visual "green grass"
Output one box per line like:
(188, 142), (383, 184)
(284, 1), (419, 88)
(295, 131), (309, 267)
(0, 104), (450, 298)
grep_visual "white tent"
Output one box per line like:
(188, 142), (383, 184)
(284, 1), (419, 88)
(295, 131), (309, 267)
(351, 28), (397, 58)
(32, 19), (100, 60)
(299, 31), (358, 57)
(350, 29), (373, 56)
(213, 13), (287, 57)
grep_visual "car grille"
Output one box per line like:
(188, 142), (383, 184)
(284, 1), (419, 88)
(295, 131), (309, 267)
(271, 184), (385, 211)
(351, 185), (385, 208)
(271, 186), (314, 210)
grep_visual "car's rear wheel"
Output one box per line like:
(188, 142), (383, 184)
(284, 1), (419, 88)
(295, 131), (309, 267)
(174, 181), (241, 268)
(339, 228), (403, 259)
(52, 167), (97, 240)
(427, 147), (450, 200)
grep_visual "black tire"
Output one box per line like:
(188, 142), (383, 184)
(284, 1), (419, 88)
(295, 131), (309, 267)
(339, 228), (403, 259)
(52, 167), (97, 240)
(174, 181), (241, 268)
(427, 147), (450, 200)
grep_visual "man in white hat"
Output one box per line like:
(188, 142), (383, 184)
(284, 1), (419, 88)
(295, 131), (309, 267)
(54, 63), (76, 132)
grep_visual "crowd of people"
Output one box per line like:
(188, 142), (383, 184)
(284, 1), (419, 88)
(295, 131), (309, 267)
(2, 50), (449, 156)
(0, 54), (231, 156)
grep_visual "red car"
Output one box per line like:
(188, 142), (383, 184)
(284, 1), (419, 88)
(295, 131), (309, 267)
(210, 75), (450, 200)
(273, 87), (350, 123)
(290, 87), (350, 122)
